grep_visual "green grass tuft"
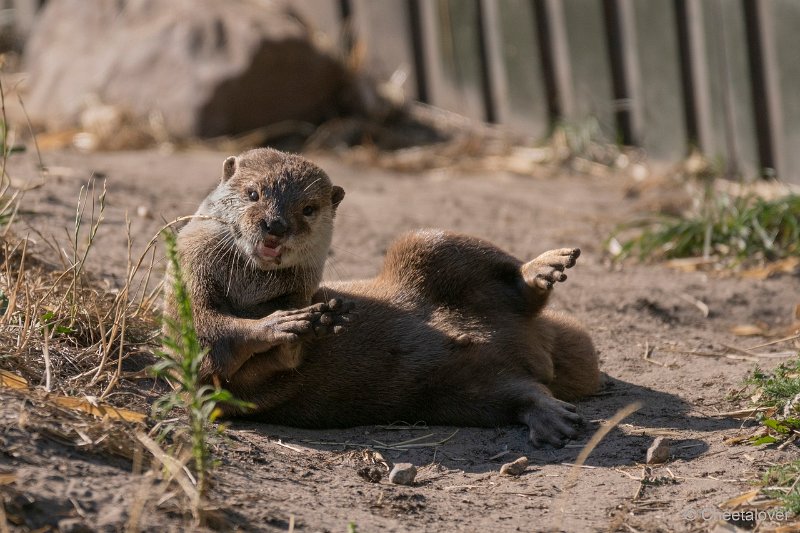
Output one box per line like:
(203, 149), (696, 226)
(747, 355), (800, 512)
(763, 462), (800, 515)
(748, 360), (800, 408)
(151, 231), (252, 513)
(612, 192), (800, 265)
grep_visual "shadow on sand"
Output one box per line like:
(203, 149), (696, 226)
(225, 374), (747, 474)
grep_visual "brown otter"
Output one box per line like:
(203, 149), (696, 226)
(163, 148), (354, 384)
(167, 148), (600, 447)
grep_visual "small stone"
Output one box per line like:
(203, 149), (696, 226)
(630, 163), (649, 181)
(646, 436), (671, 464)
(136, 205), (152, 219)
(388, 463), (417, 486)
(499, 456), (528, 476)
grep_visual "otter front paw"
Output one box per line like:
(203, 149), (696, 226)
(261, 305), (328, 343)
(312, 298), (356, 337)
(521, 395), (583, 448)
(522, 248), (581, 292)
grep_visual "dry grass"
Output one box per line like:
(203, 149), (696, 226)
(318, 104), (635, 179)
(0, 183), (234, 526)
(0, 76), (221, 529)
(1, 74), (162, 407)
(0, 71), (267, 527)
(0, 223), (162, 407)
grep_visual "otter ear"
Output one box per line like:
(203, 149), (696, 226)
(222, 156), (237, 182)
(331, 185), (345, 209)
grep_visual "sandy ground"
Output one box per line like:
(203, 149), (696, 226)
(3, 148), (800, 532)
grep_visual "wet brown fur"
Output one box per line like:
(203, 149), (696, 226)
(167, 149), (600, 446)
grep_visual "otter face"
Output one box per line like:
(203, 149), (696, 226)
(216, 149), (344, 271)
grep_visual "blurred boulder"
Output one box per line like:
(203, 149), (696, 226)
(0, 0), (42, 53)
(22, 0), (348, 138)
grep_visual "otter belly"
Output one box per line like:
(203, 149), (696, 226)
(243, 282), (552, 429)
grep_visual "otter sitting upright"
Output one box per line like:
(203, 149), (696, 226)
(166, 148), (600, 447)
(163, 148), (354, 385)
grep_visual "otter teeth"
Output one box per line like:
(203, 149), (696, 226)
(258, 243), (282, 259)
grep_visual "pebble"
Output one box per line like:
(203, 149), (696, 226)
(499, 456), (528, 476)
(646, 436), (670, 464)
(388, 463), (417, 486)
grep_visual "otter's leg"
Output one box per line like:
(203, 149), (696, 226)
(520, 248), (580, 312)
(540, 310), (601, 402)
(306, 298), (355, 337)
(199, 299), (354, 382)
(518, 382), (584, 447)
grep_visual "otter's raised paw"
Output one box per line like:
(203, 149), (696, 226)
(313, 298), (356, 337)
(522, 248), (580, 292)
(520, 395), (583, 448)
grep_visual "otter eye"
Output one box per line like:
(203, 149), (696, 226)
(302, 205), (316, 216)
(248, 190), (259, 202)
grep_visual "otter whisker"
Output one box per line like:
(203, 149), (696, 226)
(330, 244), (370, 262)
(226, 246), (243, 297)
(302, 177), (323, 193)
(208, 233), (234, 263)
(324, 256), (346, 284)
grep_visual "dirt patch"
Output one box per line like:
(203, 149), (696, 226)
(3, 148), (800, 531)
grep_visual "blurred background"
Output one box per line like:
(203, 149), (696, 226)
(1, 0), (799, 183)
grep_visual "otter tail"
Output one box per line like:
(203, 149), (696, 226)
(539, 310), (601, 402)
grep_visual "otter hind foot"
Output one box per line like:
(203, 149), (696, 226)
(520, 391), (584, 447)
(313, 298), (356, 337)
(521, 248), (581, 292)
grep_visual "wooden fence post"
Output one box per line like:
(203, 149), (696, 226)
(743, 0), (784, 179)
(602, 0), (642, 147)
(533, 0), (574, 123)
(477, 0), (505, 124)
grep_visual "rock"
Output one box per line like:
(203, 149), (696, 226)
(499, 456), (528, 476)
(23, 0), (348, 138)
(388, 463), (417, 486)
(646, 436), (670, 464)
(136, 205), (152, 219)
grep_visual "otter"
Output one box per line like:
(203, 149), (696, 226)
(167, 148), (600, 447)
(163, 148), (354, 384)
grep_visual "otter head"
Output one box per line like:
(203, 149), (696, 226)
(218, 148), (344, 271)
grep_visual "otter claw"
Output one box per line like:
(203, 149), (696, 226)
(521, 394), (584, 448)
(307, 299), (356, 337)
(330, 299), (356, 314)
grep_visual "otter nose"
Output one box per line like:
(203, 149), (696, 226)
(261, 218), (287, 237)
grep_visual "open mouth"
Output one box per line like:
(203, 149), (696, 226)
(256, 239), (283, 263)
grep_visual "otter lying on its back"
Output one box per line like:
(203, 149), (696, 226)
(166, 148), (600, 447)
